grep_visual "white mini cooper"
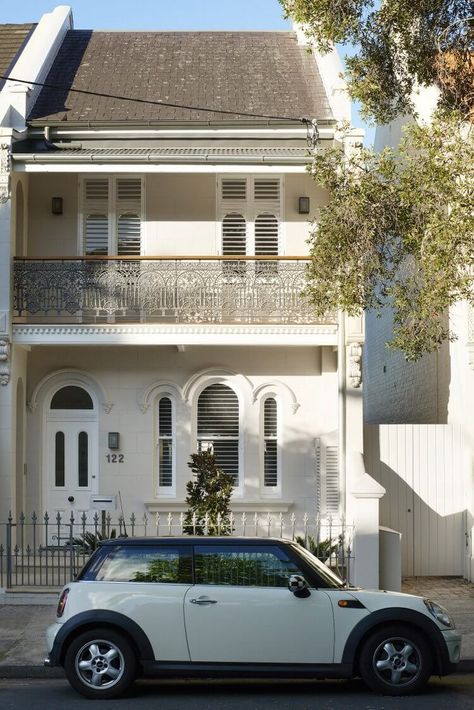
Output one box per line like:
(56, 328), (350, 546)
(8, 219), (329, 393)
(45, 537), (461, 699)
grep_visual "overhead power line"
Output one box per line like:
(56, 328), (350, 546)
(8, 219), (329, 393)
(0, 74), (309, 124)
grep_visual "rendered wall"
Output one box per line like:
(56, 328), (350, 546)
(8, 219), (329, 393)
(24, 345), (338, 518)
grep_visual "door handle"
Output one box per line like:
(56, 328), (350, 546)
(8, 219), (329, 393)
(190, 598), (217, 605)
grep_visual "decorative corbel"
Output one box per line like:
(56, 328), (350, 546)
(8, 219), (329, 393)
(0, 143), (11, 205)
(0, 338), (11, 385)
(348, 341), (363, 388)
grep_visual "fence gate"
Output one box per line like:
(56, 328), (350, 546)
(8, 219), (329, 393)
(364, 424), (469, 577)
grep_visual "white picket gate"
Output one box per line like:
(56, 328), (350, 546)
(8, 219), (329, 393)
(364, 424), (471, 577)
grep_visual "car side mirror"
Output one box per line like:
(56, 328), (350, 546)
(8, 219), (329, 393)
(288, 574), (311, 598)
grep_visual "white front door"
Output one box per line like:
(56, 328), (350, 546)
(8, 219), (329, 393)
(46, 418), (98, 532)
(184, 544), (334, 664)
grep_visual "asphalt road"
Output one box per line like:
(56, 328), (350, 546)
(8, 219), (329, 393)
(0, 676), (473, 709)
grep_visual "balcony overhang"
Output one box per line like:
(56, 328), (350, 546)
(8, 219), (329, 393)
(12, 323), (338, 346)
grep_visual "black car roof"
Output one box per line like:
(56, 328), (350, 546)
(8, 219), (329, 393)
(100, 536), (294, 546)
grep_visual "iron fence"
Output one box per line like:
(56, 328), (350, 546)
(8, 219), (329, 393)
(0, 510), (353, 589)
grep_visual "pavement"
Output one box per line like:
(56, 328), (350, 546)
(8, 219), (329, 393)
(0, 577), (472, 679)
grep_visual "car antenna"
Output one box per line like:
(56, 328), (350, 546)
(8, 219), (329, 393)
(118, 490), (128, 538)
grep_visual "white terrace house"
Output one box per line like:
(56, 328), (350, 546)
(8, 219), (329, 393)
(0, 7), (381, 586)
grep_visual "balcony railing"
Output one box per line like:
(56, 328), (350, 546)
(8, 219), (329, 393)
(13, 256), (334, 325)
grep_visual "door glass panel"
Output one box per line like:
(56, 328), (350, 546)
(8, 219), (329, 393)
(194, 545), (304, 587)
(55, 431), (65, 487)
(78, 431), (88, 487)
(84, 545), (193, 583)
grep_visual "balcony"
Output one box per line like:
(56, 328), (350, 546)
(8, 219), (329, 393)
(13, 257), (334, 326)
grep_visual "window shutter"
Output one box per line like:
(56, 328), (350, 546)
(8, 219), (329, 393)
(158, 397), (173, 487)
(325, 446), (340, 516)
(221, 178), (247, 202)
(263, 398), (278, 487)
(83, 179), (109, 255)
(118, 213), (141, 256)
(222, 214), (246, 255)
(315, 440), (340, 517)
(255, 214), (279, 256)
(197, 384), (239, 484)
(254, 178), (280, 203)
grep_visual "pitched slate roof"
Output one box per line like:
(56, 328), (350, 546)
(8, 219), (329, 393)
(0, 23), (36, 89)
(29, 30), (332, 123)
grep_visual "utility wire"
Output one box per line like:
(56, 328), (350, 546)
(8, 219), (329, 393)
(0, 74), (309, 124)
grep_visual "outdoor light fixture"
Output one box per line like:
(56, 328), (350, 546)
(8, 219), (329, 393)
(298, 196), (310, 214)
(108, 432), (120, 450)
(51, 197), (63, 215)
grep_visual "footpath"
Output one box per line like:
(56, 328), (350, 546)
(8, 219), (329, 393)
(0, 577), (473, 678)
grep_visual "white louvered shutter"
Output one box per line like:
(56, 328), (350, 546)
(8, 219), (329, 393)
(197, 383), (239, 485)
(221, 178), (247, 203)
(254, 178), (280, 206)
(158, 397), (173, 487)
(325, 446), (340, 516)
(116, 178), (142, 256)
(263, 397), (278, 487)
(222, 213), (246, 278)
(255, 213), (279, 275)
(315, 440), (340, 517)
(83, 179), (109, 255)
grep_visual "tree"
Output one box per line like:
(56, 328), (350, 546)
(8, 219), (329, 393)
(305, 114), (474, 360)
(183, 450), (234, 535)
(280, 1), (474, 122)
(280, 1), (474, 359)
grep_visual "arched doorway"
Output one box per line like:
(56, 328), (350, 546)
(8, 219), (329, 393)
(45, 385), (98, 520)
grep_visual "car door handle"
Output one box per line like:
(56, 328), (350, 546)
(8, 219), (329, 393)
(190, 598), (218, 605)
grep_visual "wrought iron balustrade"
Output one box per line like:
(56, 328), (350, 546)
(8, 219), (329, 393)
(13, 256), (333, 325)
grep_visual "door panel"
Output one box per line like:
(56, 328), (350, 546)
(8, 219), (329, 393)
(184, 585), (334, 664)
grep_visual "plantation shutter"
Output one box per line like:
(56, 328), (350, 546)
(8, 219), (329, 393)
(84, 179), (109, 255)
(325, 446), (340, 516)
(197, 383), (239, 484)
(222, 214), (246, 255)
(116, 178), (142, 256)
(158, 397), (173, 487)
(221, 178), (247, 202)
(254, 178), (280, 206)
(315, 440), (340, 517)
(263, 398), (278, 487)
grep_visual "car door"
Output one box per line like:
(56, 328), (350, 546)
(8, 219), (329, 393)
(184, 543), (334, 664)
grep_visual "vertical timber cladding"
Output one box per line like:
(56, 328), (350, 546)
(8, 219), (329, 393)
(364, 424), (468, 576)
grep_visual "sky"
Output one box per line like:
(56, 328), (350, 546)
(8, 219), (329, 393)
(0, 0), (373, 143)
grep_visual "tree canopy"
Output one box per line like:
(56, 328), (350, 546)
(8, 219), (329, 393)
(280, 1), (474, 122)
(280, 1), (474, 359)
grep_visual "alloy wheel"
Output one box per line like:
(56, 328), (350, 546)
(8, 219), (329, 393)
(75, 638), (125, 689)
(372, 636), (422, 687)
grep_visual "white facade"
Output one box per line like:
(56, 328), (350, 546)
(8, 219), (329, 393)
(0, 7), (388, 588)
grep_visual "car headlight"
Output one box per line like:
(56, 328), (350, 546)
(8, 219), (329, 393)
(424, 599), (455, 629)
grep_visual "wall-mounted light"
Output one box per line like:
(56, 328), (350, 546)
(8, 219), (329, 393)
(51, 197), (63, 215)
(108, 432), (120, 450)
(298, 196), (310, 214)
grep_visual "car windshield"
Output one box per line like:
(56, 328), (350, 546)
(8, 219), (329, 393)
(290, 543), (346, 588)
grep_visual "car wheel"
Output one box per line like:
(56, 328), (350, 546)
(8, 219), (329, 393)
(64, 628), (137, 699)
(359, 624), (432, 696)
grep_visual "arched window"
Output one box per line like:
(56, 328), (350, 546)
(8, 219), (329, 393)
(197, 383), (239, 485)
(158, 396), (174, 489)
(50, 386), (94, 410)
(263, 397), (278, 487)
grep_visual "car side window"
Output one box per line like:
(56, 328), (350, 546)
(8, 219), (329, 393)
(83, 545), (192, 583)
(194, 545), (305, 587)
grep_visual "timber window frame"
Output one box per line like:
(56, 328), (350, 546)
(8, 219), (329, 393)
(156, 394), (176, 497)
(261, 395), (281, 496)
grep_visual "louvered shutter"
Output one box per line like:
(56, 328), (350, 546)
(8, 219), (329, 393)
(254, 178), (280, 206)
(116, 178), (142, 256)
(221, 178), (247, 203)
(255, 213), (279, 276)
(222, 213), (246, 278)
(263, 398), (278, 487)
(315, 440), (340, 517)
(158, 397), (173, 487)
(325, 446), (340, 516)
(197, 383), (239, 484)
(83, 179), (109, 255)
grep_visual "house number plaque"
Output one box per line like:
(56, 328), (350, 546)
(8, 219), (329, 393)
(106, 454), (124, 463)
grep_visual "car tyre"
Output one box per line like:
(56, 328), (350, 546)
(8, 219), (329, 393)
(64, 627), (137, 699)
(359, 624), (433, 696)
